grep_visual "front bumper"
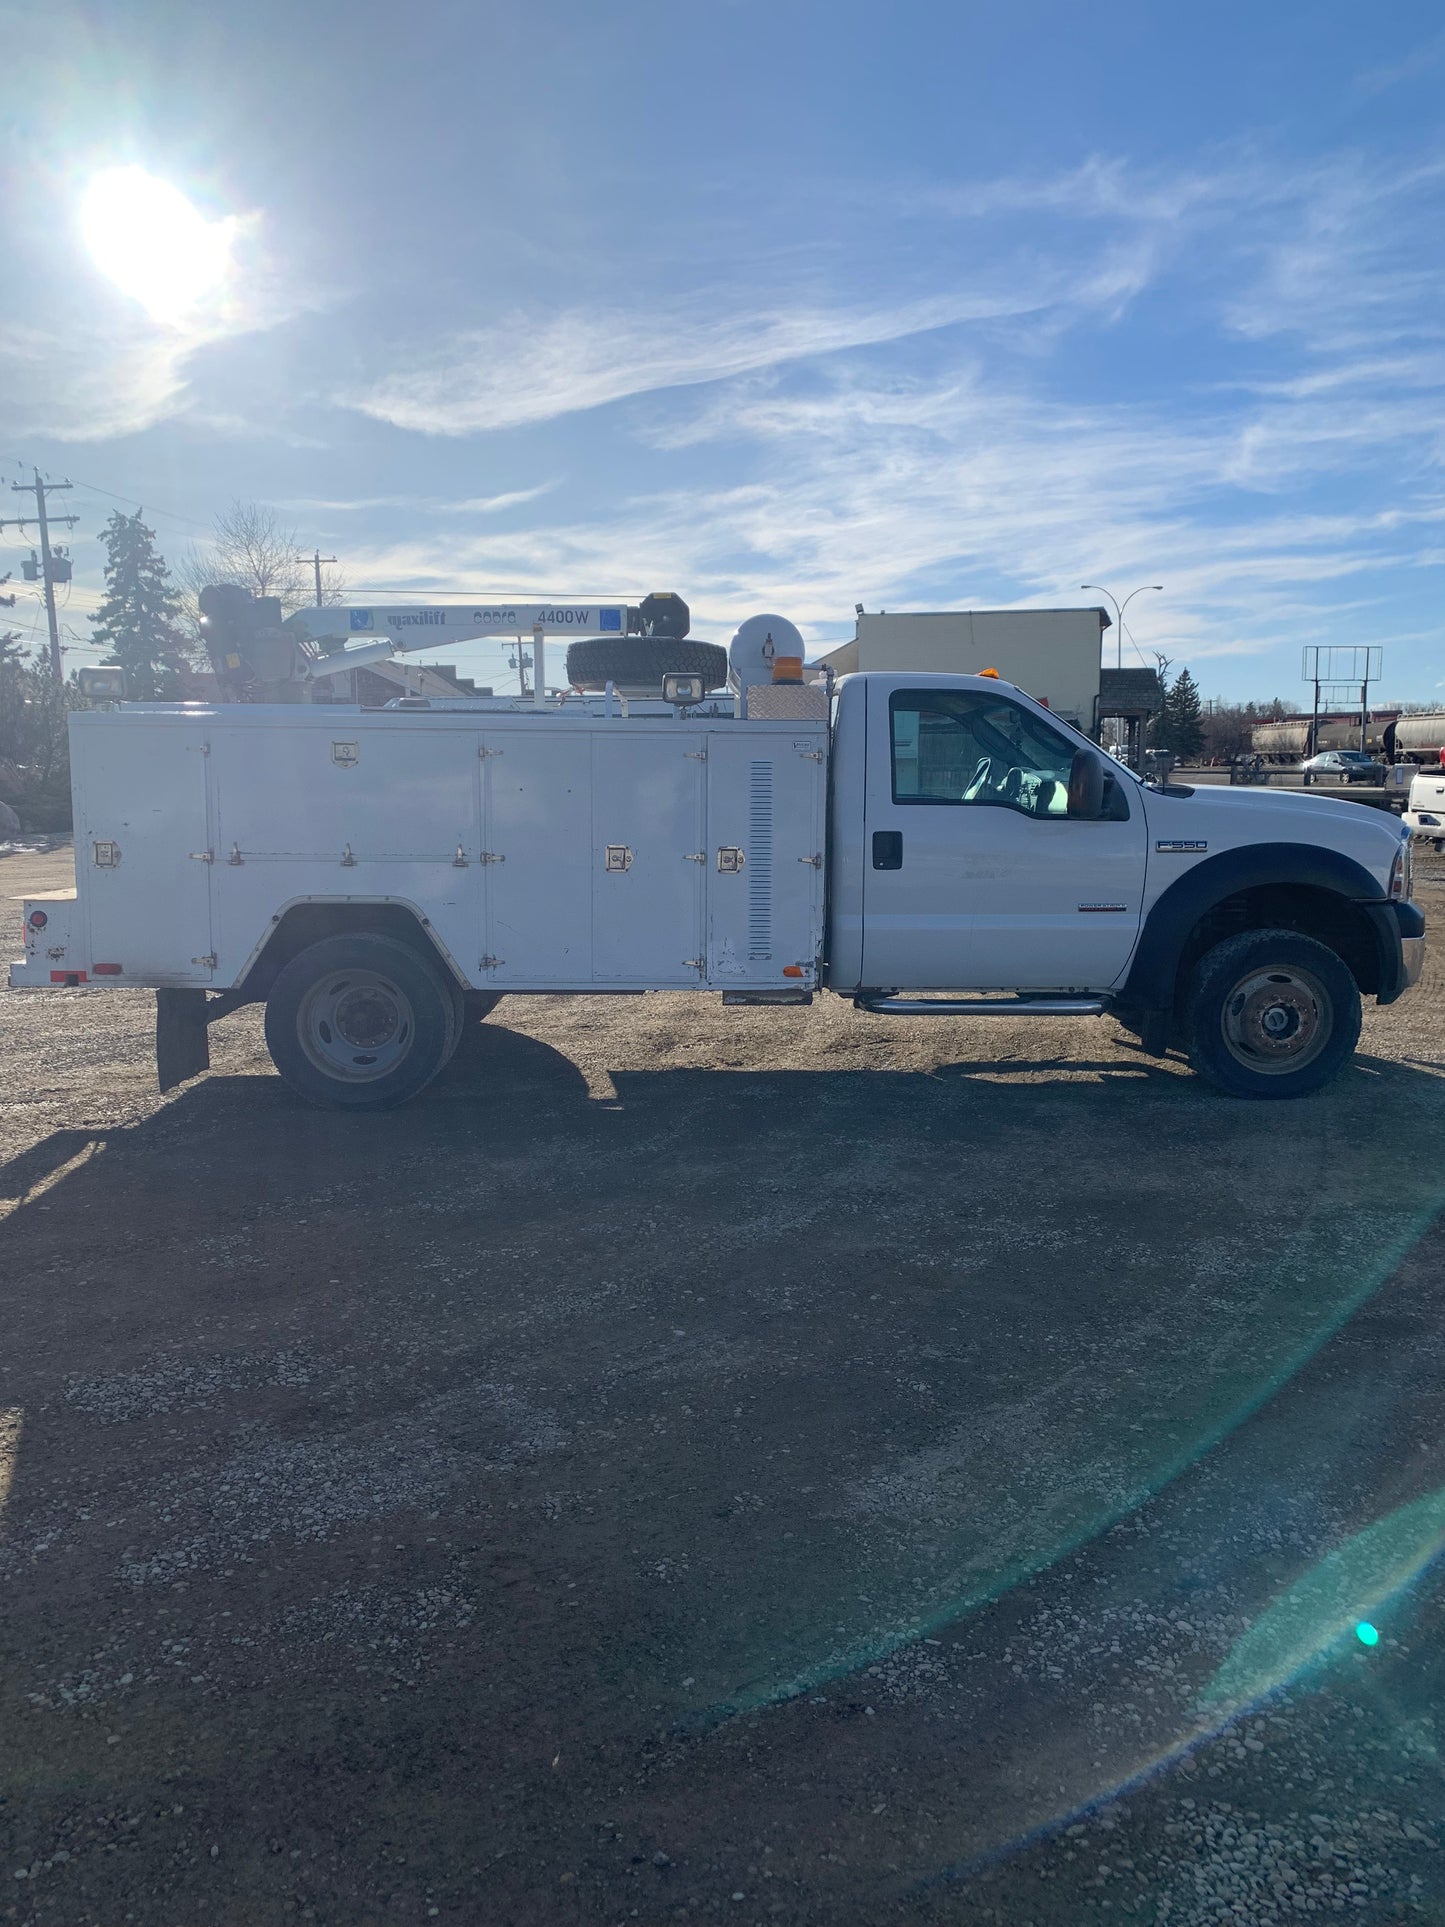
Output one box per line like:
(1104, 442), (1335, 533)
(1367, 899), (1425, 1006)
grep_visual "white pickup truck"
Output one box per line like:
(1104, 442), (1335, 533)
(8, 598), (1424, 1107)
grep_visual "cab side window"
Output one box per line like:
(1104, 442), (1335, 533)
(890, 689), (1104, 820)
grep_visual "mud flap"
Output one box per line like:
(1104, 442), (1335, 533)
(156, 989), (210, 1093)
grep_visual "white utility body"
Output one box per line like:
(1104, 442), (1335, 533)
(20, 701), (826, 995)
(8, 595), (1425, 1107)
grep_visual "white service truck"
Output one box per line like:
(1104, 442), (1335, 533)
(7, 591), (1425, 1107)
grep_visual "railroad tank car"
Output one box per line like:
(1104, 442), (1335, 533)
(1249, 715), (1399, 762)
(1392, 712), (1445, 764)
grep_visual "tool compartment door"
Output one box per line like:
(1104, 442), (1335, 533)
(591, 734), (705, 983)
(705, 733), (825, 986)
(74, 721), (214, 982)
(481, 731), (593, 986)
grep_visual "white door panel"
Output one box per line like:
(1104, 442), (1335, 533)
(705, 736), (824, 985)
(592, 735), (705, 983)
(482, 732), (592, 984)
(78, 724), (214, 982)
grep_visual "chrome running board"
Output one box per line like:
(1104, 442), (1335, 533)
(855, 995), (1107, 1017)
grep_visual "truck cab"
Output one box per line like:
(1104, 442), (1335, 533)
(827, 673), (1422, 1095)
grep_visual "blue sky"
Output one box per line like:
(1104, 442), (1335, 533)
(3, 0), (1444, 701)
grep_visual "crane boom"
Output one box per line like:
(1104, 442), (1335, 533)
(285, 600), (631, 648)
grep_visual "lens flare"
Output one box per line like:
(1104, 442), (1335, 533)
(80, 167), (235, 326)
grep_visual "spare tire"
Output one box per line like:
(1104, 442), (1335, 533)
(565, 637), (728, 698)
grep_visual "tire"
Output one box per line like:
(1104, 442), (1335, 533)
(441, 972), (466, 1065)
(264, 933), (455, 1110)
(1183, 929), (1361, 1100)
(565, 636), (728, 697)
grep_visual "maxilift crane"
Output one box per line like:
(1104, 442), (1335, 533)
(198, 584), (708, 705)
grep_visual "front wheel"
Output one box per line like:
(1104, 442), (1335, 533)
(264, 933), (457, 1110)
(1183, 929), (1361, 1099)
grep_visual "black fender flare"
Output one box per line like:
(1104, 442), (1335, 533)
(1120, 841), (1396, 1011)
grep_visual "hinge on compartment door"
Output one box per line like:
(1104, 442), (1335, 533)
(478, 746), (503, 759)
(478, 954), (505, 970)
(683, 958), (706, 972)
(189, 849), (214, 863)
(683, 851), (705, 863)
(685, 749), (707, 761)
(799, 853), (823, 868)
(478, 851), (505, 864)
(192, 953), (217, 968)
(800, 749), (824, 762)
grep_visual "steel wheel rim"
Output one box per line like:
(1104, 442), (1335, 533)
(1220, 964), (1331, 1075)
(297, 969), (415, 1082)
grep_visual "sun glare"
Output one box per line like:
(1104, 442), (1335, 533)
(80, 166), (235, 326)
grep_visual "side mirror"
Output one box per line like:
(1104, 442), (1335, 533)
(1067, 749), (1106, 819)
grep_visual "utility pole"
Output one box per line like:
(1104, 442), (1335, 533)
(296, 549), (337, 607)
(0, 471), (79, 676)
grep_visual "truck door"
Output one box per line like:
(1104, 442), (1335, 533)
(75, 722), (215, 982)
(591, 732), (706, 983)
(862, 683), (1147, 990)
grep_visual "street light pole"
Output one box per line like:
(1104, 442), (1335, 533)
(1081, 582), (1163, 670)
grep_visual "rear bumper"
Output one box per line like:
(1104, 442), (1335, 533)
(8, 892), (84, 987)
(1402, 934), (1426, 989)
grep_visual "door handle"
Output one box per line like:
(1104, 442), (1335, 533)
(872, 831), (902, 870)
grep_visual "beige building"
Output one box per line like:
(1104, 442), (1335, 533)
(816, 608), (1113, 728)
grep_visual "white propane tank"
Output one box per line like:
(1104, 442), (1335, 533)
(728, 614), (806, 702)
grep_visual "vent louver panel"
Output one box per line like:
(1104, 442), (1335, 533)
(748, 759), (773, 958)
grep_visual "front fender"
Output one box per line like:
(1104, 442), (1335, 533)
(1120, 841), (1389, 1011)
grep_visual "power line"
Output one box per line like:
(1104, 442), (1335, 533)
(0, 457), (208, 534)
(346, 586), (639, 599)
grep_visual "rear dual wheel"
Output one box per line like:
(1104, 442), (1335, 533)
(265, 934), (464, 1111)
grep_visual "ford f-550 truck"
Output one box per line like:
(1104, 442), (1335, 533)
(8, 594), (1424, 1107)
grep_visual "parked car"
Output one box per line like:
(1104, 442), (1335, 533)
(1302, 749), (1385, 784)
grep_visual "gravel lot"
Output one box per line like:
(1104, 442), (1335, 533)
(3, 838), (1445, 1925)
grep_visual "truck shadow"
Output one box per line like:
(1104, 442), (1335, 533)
(2, 1035), (1445, 1912)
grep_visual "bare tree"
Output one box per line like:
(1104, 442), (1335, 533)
(176, 501), (348, 637)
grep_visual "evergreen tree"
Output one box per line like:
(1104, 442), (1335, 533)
(90, 511), (188, 700)
(1162, 667), (1206, 761)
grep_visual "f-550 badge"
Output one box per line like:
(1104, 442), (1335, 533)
(1156, 839), (1208, 853)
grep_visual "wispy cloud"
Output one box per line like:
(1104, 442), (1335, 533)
(326, 138), (1445, 686)
(279, 482), (560, 517)
(1357, 30), (1445, 96)
(340, 281), (1090, 436)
